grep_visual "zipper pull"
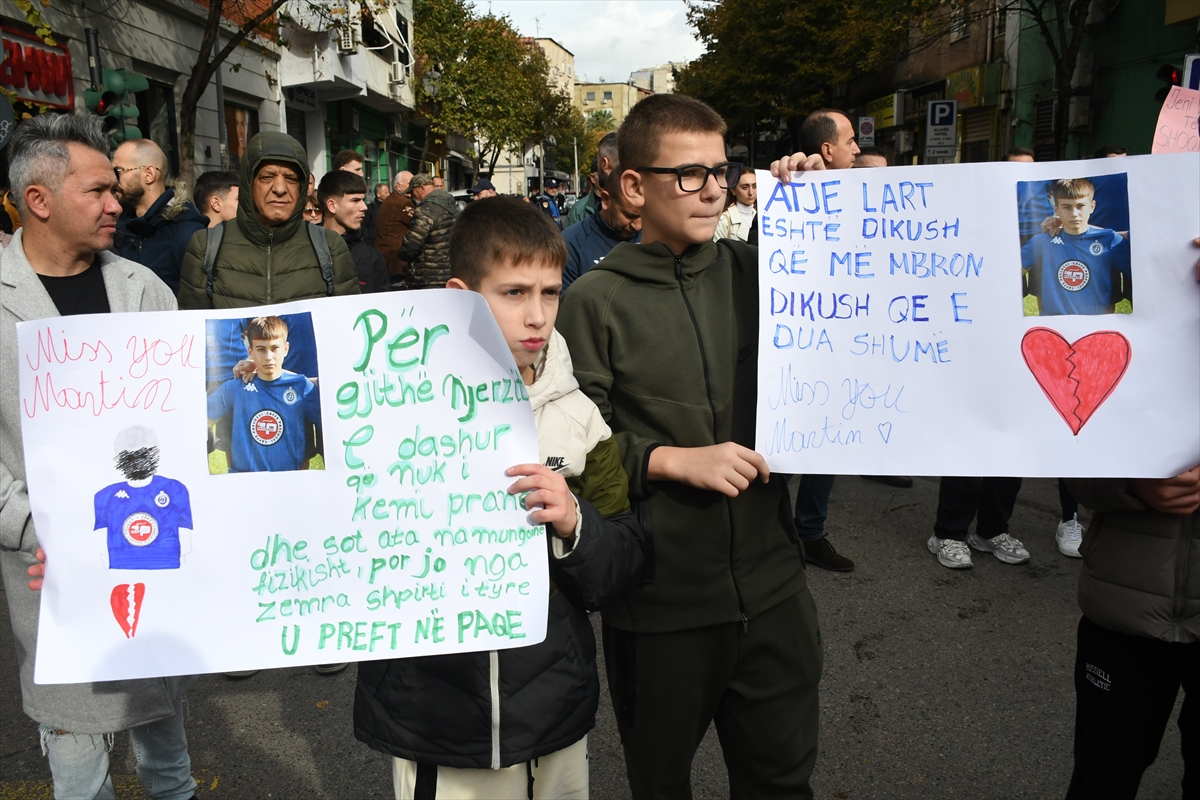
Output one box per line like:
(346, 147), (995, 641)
(741, 613), (749, 634)
(674, 255), (683, 281)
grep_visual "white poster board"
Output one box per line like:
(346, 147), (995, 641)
(20, 291), (547, 684)
(754, 154), (1200, 478)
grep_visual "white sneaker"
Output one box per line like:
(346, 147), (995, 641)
(1056, 514), (1084, 558)
(968, 531), (1030, 564)
(928, 535), (973, 569)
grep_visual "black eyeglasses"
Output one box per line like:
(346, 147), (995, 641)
(636, 162), (743, 193)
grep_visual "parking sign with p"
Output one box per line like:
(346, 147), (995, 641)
(925, 99), (958, 160)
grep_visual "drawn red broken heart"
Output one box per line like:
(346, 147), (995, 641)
(110, 583), (145, 639)
(1021, 327), (1131, 435)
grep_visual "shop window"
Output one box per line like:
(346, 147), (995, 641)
(962, 140), (989, 163)
(285, 107), (308, 156)
(135, 82), (179, 176)
(226, 104), (259, 170)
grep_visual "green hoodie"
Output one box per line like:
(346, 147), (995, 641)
(557, 239), (808, 633)
(178, 132), (359, 309)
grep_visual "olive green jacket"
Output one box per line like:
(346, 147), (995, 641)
(1068, 478), (1200, 643)
(557, 240), (807, 633)
(177, 132), (359, 309)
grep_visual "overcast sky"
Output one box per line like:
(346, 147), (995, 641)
(473, 0), (705, 84)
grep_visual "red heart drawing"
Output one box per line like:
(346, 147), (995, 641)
(110, 583), (146, 639)
(1021, 327), (1131, 435)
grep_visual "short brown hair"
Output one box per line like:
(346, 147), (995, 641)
(617, 94), (726, 174)
(449, 196), (566, 288)
(1050, 178), (1095, 203)
(246, 316), (289, 343)
(332, 149), (363, 170)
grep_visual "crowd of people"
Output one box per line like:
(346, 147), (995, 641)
(0, 96), (1196, 800)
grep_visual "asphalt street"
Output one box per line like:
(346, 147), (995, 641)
(1, 476), (1186, 799)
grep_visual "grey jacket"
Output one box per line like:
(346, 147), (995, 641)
(1068, 477), (1199, 644)
(1, 231), (195, 732)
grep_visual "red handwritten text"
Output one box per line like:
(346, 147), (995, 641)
(126, 334), (200, 378)
(23, 327), (113, 371)
(22, 370), (175, 418)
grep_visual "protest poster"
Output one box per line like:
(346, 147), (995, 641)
(754, 153), (1200, 478)
(1152, 86), (1200, 154)
(18, 291), (547, 684)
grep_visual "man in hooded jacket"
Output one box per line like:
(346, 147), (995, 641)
(177, 132), (359, 309)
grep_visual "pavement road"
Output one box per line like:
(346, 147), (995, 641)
(1, 477), (1185, 799)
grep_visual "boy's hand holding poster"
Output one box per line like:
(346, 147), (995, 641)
(754, 154), (1200, 478)
(19, 291), (546, 684)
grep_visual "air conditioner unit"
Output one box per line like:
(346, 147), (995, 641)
(337, 26), (357, 54)
(390, 61), (407, 84)
(1071, 52), (1095, 89)
(1068, 96), (1091, 130)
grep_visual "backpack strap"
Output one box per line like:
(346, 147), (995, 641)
(203, 221), (226, 300)
(307, 222), (335, 296)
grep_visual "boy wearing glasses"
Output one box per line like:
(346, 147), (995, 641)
(557, 94), (821, 797)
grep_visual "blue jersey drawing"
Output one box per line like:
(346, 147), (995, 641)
(94, 475), (193, 569)
(1021, 226), (1130, 316)
(207, 371), (321, 473)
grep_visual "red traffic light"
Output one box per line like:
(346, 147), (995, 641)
(1158, 64), (1182, 86)
(1156, 64), (1183, 102)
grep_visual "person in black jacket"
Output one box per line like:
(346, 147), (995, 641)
(317, 170), (390, 293)
(112, 139), (208, 294)
(354, 197), (645, 798)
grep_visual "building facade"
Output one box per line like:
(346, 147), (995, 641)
(630, 62), (684, 95)
(843, 0), (1199, 166)
(574, 81), (651, 128)
(279, 0), (417, 189)
(1, 0), (283, 179)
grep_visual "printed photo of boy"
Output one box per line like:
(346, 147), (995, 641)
(1018, 176), (1133, 316)
(205, 315), (323, 474)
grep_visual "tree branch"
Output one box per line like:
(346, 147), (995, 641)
(1022, 0), (1061, 64)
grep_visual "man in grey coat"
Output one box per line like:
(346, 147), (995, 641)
(0, 115), (197, 799)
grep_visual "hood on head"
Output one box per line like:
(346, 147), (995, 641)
(237, 131), (310, 241)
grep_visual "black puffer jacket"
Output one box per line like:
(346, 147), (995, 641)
(354, 499), (644, 769)
(115, 187), (208, 295)
(343, 227), (390, 293)
(399, 188), (457, 289)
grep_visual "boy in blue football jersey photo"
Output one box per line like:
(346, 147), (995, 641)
(1020, 177), (1132, 316)
(206, 315), (323, 473)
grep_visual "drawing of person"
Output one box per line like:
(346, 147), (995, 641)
(93, 426), (193, 570)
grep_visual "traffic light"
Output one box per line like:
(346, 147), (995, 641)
(1156, 63), (1182, 103)
(83, 68), (150, 143)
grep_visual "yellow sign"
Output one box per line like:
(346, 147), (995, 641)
(865, 94), (897, 128)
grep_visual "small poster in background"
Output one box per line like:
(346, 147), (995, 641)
(1152, 86), (1200, 154)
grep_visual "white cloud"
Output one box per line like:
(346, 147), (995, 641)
(473, 0), (704, 84)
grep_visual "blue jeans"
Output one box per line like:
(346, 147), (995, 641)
(39, 694), (195, 800)
(794, 474), (836, 543)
